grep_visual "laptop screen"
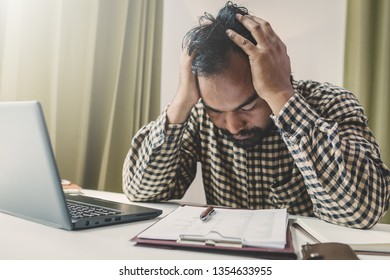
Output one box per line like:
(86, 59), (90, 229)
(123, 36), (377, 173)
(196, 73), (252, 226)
(0, 101), (74, 229)
(0, 101), (162, 230)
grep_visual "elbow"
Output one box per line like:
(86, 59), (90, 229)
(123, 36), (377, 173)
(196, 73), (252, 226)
(316, 212), (379, 229)
(122, 186), (159, 202)
(122, 180), (155, 202)
(122, 175), (173, 203)
(314, 200), (384, 229)
(339, 173), (390, 229)
(344, 213), (380, 229)
(340, 200), (385, 229)
(122, 174), (145, 202)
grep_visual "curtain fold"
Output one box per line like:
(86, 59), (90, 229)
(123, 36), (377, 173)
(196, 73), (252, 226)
(344, 0), (390, 223)
(0, 0), (163, 192)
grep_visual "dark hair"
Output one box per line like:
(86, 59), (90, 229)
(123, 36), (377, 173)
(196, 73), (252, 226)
(183, 1), (255, 76)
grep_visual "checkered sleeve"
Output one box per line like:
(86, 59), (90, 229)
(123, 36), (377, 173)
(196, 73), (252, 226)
(272, 82), (390, 229)
(122, 108), (199, 202)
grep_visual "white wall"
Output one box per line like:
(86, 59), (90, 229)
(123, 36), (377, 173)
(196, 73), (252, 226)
(161, 0), (347, 203)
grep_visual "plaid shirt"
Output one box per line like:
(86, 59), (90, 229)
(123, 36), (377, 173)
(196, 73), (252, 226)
(123, 80), (390, 228)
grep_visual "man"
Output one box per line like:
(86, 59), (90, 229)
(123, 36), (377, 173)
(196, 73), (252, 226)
(122, 2), (390, 229)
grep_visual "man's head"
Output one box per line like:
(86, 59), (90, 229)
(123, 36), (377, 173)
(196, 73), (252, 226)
(184, 1), (255, 76)
(184, 2), (273, 148)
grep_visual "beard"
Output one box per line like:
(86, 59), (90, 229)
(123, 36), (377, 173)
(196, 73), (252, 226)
(219, 125), (273, 148)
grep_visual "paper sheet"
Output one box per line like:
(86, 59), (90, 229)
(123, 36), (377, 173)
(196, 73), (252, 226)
(138, 206), (288, 248)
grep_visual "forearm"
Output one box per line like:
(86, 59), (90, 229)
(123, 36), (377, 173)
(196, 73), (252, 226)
(273, 93), (390, 228)
(122, 110), (198, 202)
(167, 87), (199, 124)
(167, 48), (200, 124)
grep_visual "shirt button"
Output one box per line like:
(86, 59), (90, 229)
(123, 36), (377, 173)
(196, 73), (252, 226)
(284, 124), (292, 133)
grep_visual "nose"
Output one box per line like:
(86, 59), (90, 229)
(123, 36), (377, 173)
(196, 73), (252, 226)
(225, 112), (245, 135)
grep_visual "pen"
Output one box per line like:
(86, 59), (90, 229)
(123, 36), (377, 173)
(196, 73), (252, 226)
(200, 206), (215, 221)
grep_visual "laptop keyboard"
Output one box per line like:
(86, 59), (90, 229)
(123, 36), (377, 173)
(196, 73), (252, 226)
(67, 202), (121, 219)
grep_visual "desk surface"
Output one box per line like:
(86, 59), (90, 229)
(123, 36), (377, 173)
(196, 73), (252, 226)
(1, 189), (389, 260)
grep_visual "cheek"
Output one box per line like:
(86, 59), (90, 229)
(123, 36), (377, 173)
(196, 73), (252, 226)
(240, 108), (272, 126)
(253, 110), (272, 125)
(253, 103), (273, 125)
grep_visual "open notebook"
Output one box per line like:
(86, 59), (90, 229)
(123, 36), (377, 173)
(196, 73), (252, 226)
(295, 217), (390, 254)
(0, 101), (162, 230)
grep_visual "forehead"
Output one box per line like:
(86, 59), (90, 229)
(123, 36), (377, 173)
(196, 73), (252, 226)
(197, 53), (255, 111)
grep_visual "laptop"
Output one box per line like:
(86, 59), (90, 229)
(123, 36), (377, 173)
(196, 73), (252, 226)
(0, 101), (162, 230)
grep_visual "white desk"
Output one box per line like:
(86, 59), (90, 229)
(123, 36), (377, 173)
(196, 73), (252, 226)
(0, 189), (389, 260)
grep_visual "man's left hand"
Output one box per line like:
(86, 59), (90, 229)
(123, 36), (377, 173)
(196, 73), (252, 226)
(226, 14), (294, 114)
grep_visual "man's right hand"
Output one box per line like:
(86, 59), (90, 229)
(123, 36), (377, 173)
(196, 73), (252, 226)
(166, 48), (200, 124)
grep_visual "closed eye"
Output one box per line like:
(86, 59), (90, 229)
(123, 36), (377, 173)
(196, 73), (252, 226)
(240, 99), (259, 112)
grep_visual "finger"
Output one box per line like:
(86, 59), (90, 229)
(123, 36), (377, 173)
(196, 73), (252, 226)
(236, 14), (278, 44)
(226, 28), (257, 56)
(235, 14), (267, 44)
(249, 15), (277, 36)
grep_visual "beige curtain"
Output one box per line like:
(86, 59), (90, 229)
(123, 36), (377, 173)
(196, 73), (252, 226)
(0, 0), (163, 192)
(344, 0), (390, 223)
